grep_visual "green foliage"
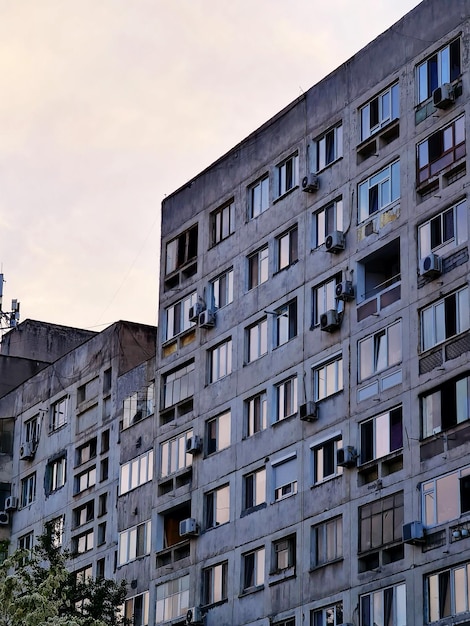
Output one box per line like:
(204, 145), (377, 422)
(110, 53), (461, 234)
(0, 529), (127, 626)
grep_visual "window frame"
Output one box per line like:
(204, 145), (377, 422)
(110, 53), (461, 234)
(242, 546), (265, 592)
(74, 466), (97, 495)
(313, 355), (343, 401)
(358, 160), (400, 223)
(275, 376), (298, 422)
(165, 292), (197, 342)
(165, 224), (198, 276)
(210, 268), (234, 310)
(314, 123), (343, 172)
(20, 472), (36, 507)
(50, 397), (68, 432)
(312, 274), (341, 327)
(427, 561), (470, 622)
(273, 455), (297, 502)
(124, 591), (149, 626)
(244, 391), (267, 437)
(206, 410), (231, 455)
(360, 583), (406, 626)
(248, 245), (269, 289)
(313, 198), (344, 248)
(420, 285), (469, 352)
(119, 449), (154, 495)
(360, 82), (399, 142)
(417, 37), (461, 105)
(246, 317), (268, 363)
(311, 516), (343, 568)
(203, 561), (228, 606)
(208, 338), (233, 383)
(422, 465), (470, 527)
(210, 200), (235, 246)
(312, 436), (343, 484)
(248, 175), (269, 219)
(421, 372), (470, 438)
(276, 226), (298, 271)
(205, 484), (230, 529)
(243, 467), (266, 512)
(155, 575), (189, 623)
(160, 430), (193, 478)
(162, 361), (195, 411)
(272, 535), (296, 573)
(417, 114), (465, 185)
(274, 299), (297, 347)
(360, 406), (403, 464)
(46, 454), (67, 495)
(277, 153), (299, 197)
(418, 198), (467, 260)
(118, 520), (151, 566)
(358, 491), (404, 554)
(312, 602), (344, 626)
(358, 320), (402, 383)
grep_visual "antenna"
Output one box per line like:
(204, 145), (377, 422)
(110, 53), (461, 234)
(0, 273), (21, 331)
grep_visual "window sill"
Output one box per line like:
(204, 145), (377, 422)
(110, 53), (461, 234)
(311, 473), (342, 489)
(239, 584), (265, 598)
(273, 259), (299, 276)
(209, 233), (235, 249)
(268, 567), (296, 585)
(309, 557), (343, 572)
(241, 502), (267, 518)
(273, 185), (299, 204)
(272, 411), (297, 427)
(315, 155), (343, 174)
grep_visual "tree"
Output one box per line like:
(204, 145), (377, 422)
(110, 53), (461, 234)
(0, 528), (127, 626)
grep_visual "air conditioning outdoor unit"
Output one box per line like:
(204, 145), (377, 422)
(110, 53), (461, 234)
(403, 520), (426, 545)
(179, 518), (199, 537)
(433, 83), (455, 109)
(302, 174), (320, 193)
(335, 280), (355, 301)
(420, 253), (442, 278)
(189, 302), (205, 323)
(5, 496), (18, 511)
(186, 435), (202, 455)
(325, 230), (345, 253)
(299, 401), (318, 422)
(320, 309), (340, 332)
(337, 446), (358, 468)
(198, 309), (216, 329)
(0, 511), (9, 525)
(186, 606), (203, 625)
(19, 441), (35, 461)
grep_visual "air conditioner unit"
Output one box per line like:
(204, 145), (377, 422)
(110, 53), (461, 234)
(337, 446), (357, 468)
(198, 309), (216, 329)
(420, 253), (442, 278)
(189, 302), (205, 323)
(0, 511), (9, 525)
(5, 496), (18, 511)
(19, 441), (35, 461)
(335, 280), (355, 301)
(299, 401), (318, 422)
(320, 309), (340, 332)
(186, 435), (202, 455)
(433, 83), (454, 109)
(325, 230), (345, 253)
(403, 520), (425, 545)
(186, 606), (203, 625)
(179, 518), (199, 537)
(302, 174), (320, 193)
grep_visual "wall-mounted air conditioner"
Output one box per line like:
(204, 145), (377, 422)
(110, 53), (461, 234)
(325, 230), (345, 253)
(0, 511), (9, 525)
(179, 518), (199, 537)
(189, 302), (205, 323)
(199, 309), (216, 329)
(19, 441), (36, 461)
(420, 253), (442, 278)
(5, 496), (18, 511)
(186, 606), (203, 625)
(337, 446), (357, 468)
(320, 309), (340, 332)
(302, 174), (320, 193)
(186, 435), (202, 455)
(335, 280), (355, 301)
(433, 83), (455, 109)
(299, 401), (318, 422)
(403, 520), (425, 545)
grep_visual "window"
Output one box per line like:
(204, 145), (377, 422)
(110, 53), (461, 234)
(275, 376), (298, 422)
(312, 603), (343, 626)
(357, 238), (401, 304)
(360, 583), (406, 626)
(74, 466), (96, 494)
(124, 591), (149, 626)
(360, 406), (403, 463)
(75, 565), (92, 584)
(273, 455), (297, 501)
(249, 176), (269, 219)
(427, 561), (470, 622)
(50, 397), (68, 431)
(47, 515), (64, 547)
(421, 286), (469, 351)
(312, 437), (343, 484)
(73, 500), (94, 528)
(311, 517), (343, 567)
(18, 531), (34, 555)
(205, 484), (230, 528)
(244, 391), (267, 437)
(314, 123), (343, 171)
(359, 492), (403, 553)
(45, 455), (66, 495)
(118, 521), (151, 565)
(276, 227), (298, 271)
(248, 245), (269, 289)
(119, 449), (154, 495)
(243, 468), (266, 511)
(417, 38), (460, 104)
(165, 224), (198, 276)
(73, 529), (94, 554)
(246, 318), (268, 362)
(272, 535), (296, 572)
(203, 562), (228, 605)
(165, 292), (197, 341)
(313, 198), (343, 248)
(100, 458), (109, 482)
(277, 153), (299, 196)
(76, 438), (97, 466)
(160, 430), (193, 478)
(417, 115), (465, 185)
(358, 160), (400, 223)
(206, 411), (231, 454)
(77, 377), (99, 405)
(421, 372), (470, 438)
(103, 367), (112, 393)
(361, 83), (399, 141)
(208, 339), (232, 383)
(422, 466), (470, 526)
(98, 493), (107, 517)
(24, 415), (39, 445)
(242, 547), (265, 591)
(162, 362), (194, 411)
(314, 355), (343, 401)
(211, 200), (235, 245)
(210, 268), (234, 310)
(418, 198), (467, 259)
(313, 275), (341, 326)
(21, 473), (36, 507)
(122, 384), (154, 428)
(359, 320), (402, 382)
(156, 575), (189, 622)
(275, 300), (297, 346)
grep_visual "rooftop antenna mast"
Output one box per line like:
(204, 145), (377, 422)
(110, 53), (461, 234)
(0, 273), (20, 331)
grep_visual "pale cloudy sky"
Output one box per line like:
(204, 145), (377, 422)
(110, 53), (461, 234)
(0, 0), (422, 331)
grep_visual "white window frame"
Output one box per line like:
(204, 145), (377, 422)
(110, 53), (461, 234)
(360, 583), (406, 626)
(208, 339), (232, 383)
(245, 391), (267, 437)
(422, 465), (470, 527)
(312, 436), (343, 484)
(358, 160), (400, 223)
(165, 292), (197, 341)
(313, 275), (340, 326)
(160, 430), (193, 478)
(272, 535), (296, 572)
(418, 198), (467, 260)
(203, 561), (228, 605)
(427, 562), (470, 622)
(248, 245), (269, 289)
(75, 466), (96, 494)
(314, 123), (343, 172)
(206, 411), (231, 455)
(210, 268), (234, 310)
(360, 83), (399, 141)
(420, 286), (469, 351)
(275, 300), (297, 347)
(277, 153), (299, 197)
(118, 520), (151, 566)
(205, 484), (230, 529)
(275, 376), (298, 422)
(74, 528), (94, 554)
(242, 546), (265, 591)
(24, 415), (39, 445)
(211, 200), (235, 245)
(273, 455), (297, 502)
(276, 226), (298, 271)
(162, 361), (194, 410)
(358, 320), (402, 382)
(313, 355), (343, 401)
(47, 455), (66, 493)
(246, 318), (268, 363)
(417, 37), (461, 105)
(243, 467), (266, 511)
(50, 397), (68, 432)
(313, 198), (343, 248)
(249, 175), (269, 219)
(124, 591), (149, 626)
(155, 575), (189, 623)
(119, 449), (154, 495)
(311, 516), (343, 567)
(21, 473), (36, 507)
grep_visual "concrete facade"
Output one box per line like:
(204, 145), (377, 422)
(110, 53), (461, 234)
(156, 1), (470, 625)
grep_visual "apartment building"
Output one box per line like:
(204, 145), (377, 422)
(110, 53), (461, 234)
(156, 1), (470, 625)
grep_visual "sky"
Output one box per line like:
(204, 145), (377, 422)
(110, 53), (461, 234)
(0, 0), (422, 332)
